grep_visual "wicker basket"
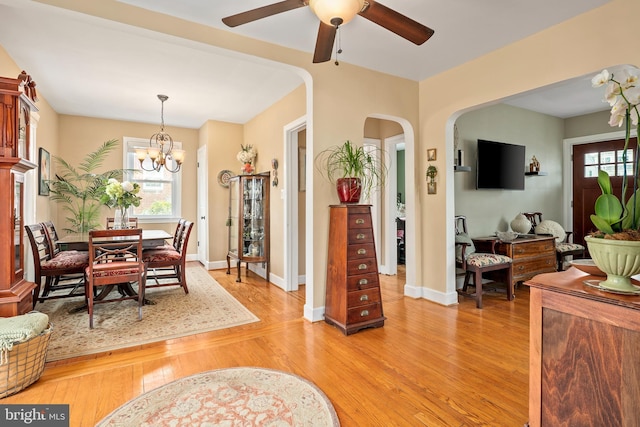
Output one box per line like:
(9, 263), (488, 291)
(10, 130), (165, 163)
(0, 323), (53, 399)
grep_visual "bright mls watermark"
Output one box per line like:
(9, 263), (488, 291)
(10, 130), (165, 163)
(0, 405), (69, 426)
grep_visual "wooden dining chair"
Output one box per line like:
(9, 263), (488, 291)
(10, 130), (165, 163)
(106, 216), (139, 229)
(25, 223), (89, 307)
(85, 228), (146, 328)
(525, 212), (585, 270)
(142, 220), (193, 294)
(455, 215), (513, 308)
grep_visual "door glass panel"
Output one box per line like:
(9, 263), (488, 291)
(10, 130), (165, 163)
(228, 178), (239, 255)
(600, 164), (616, 176)
(584, 165), (599, 177)
(584, 152), (598, 165)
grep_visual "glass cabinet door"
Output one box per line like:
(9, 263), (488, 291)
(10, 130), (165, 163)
(12, 173), (24, 280)
(228, 178), (240, 256)
(242, 176), (266, 258)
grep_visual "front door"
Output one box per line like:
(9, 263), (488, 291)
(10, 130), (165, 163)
(572, 138), (637, 249)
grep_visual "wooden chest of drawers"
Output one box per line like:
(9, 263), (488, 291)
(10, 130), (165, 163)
(324, 205), (385, 335)
(473, 235), (556, 288)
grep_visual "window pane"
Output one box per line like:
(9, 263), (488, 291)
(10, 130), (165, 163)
(601, 164), (616, 176)
(617, 149), (633, 163)
(600, 151), (616, 164)
(124, 137), (181, 220)
(584, 165), (599, 177)
(584, 152), (599, 165)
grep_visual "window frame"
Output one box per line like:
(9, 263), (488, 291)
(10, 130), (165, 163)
(123, 136), (182, 223)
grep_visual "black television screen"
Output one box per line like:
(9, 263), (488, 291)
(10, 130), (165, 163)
(476, 139), (525, 190)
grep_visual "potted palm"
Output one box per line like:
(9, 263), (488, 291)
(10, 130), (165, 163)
(48, 139), (124, 233)
(315, 140), (388, 203)
(586, 66), (640, 293)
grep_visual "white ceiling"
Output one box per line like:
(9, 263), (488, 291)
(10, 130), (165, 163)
(0, 0), (612, 129)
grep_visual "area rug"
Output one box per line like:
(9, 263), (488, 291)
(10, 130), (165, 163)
(96, 367), (340, 426)
(38, 265), (259, 361)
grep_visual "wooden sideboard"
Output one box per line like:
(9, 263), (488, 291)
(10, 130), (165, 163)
(324, 204), (385, 335)
(525, 268), (640, 426)
(473, 235), (556, 290)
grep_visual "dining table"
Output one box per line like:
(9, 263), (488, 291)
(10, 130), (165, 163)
(57, 229), (172, 312)
(57, 229), (172, 251)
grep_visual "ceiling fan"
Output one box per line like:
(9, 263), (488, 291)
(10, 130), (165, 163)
(222, 0), (434, 63)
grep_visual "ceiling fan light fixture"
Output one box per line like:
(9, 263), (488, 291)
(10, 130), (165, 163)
(309, 0), (365, 26)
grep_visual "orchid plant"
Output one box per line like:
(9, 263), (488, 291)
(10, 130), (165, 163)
(590, 66), (640, 237)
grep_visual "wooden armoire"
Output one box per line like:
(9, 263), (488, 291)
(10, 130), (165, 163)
(0, 71), (38, 316)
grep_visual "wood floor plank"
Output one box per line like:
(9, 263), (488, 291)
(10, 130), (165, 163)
(1, 263), (530, 426)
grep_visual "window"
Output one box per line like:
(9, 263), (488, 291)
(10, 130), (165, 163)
(124, 137), (182, 222)
(584, 149), (634, 178)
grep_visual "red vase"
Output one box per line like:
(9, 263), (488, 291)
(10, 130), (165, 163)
(336, 178), (362, 204)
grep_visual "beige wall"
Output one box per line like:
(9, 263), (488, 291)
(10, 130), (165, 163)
(199, 120), (243, 263)
(454, 104), (564, 237)
(565, 110), (612, 138)
(419, 0), (640, 298)
(57, 115), (199, 253)
(243, 85), (306, 280)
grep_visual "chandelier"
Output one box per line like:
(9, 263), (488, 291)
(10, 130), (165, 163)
(135, 94), (185, 173)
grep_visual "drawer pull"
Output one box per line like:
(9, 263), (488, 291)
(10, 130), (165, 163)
(360, 309), (369, 317)
(358, 263), (368, 270)
(360, 294), (369, 302)
(357, 248), (367, 255)
(359, 278), (368, 286)
(356, 233), (366, 240)
(355, 218), (365, 224)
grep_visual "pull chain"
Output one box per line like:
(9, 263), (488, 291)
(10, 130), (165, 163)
(334, 26), (342, 66)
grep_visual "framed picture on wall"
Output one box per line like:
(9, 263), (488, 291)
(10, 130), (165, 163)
(427, 148), (437, 161)
(38, 147), (50, 196)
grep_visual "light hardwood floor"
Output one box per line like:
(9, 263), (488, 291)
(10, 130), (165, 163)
(3, 263), (530, 426)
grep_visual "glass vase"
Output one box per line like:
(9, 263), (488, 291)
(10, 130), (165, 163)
(115, 206), (129, 229)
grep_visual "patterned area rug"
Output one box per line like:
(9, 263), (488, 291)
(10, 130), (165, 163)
(96, 367), (340, 426)
(38, 265), (259, 361)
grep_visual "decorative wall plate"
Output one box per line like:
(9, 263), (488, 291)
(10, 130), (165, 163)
(217, 169), (233, 188)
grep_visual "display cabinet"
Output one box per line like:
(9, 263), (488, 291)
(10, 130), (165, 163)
(0, 71), (38, 316)
(226, 172), (270, 282)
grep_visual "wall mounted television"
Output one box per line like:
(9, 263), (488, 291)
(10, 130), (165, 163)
(476, 139), (526, 190)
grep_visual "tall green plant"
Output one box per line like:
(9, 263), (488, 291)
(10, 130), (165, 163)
(315, 140), (388, 200)
(48, 139), (123, 233)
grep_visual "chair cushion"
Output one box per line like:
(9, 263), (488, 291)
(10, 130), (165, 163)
(466, 253), (512, 267)
(143, 249), (181, 263)
(86, 262), (143, 278)
(455, 233), (476, 263)
(556, 242), (585, 253)
(41, 251), (89, 271)
(535, 220), (566, 243)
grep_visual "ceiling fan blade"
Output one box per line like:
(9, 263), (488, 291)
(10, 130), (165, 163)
(222, 0), (307, 27)
(359, 1), (434, 45)
(313, 22), (336, 63)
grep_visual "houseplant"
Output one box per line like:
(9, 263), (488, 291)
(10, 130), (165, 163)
(48, 139), (124, 233)
(315, 140), (388, 203)
(586, 66), (640, 293)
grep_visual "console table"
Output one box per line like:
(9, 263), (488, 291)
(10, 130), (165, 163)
(472, 235), (556, 291)
(525, 268), (640, 426)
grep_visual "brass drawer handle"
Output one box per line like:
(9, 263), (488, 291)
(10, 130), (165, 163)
(355, 218), (365, 224)
(360, 309), (369, 317)
(359, 278), (368, 285)
(360, 294), (369, 302)
(356, 233), (366, 240)
(357, 248), (367, 255)
(358, 263), (367, 270)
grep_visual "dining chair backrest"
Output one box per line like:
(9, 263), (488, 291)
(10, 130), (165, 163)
(25, 223), (52, 269)
(143, 220), (193, 294)
(106, 217), (139, 229)
(86, 228), (145, 328)
(42, 221), (61, 256)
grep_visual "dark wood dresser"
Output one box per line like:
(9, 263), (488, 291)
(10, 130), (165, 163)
(473, 235), (556, 289)
(324, 204), (385, 335)
(525, 268), (640, 426)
